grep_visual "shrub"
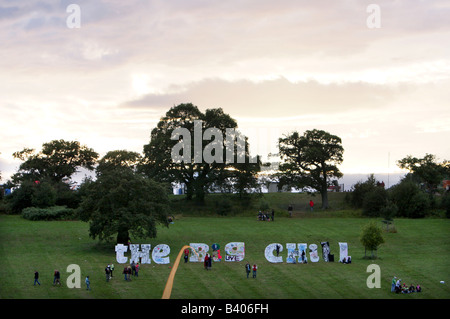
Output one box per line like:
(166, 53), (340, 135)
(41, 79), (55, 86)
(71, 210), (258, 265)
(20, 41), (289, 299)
(349, 174), (377, 208)
(380, 201), (398, 221)
(362, 187), (388, 217)
(441, 193), (450, 218)
(390, 180), (430, 218)
(360, 221), (385, 259)
(216, 198), (233, 216)
(21, 206), (75, 221)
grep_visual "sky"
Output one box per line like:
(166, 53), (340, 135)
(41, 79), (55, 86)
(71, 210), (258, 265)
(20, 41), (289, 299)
(1, 0), (450, 188)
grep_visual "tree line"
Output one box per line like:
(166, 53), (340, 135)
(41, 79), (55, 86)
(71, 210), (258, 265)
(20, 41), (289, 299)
(1, 103), (449, 243)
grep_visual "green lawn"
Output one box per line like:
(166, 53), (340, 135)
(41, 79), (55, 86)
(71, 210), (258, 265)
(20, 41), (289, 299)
(0, 213), (449, 299)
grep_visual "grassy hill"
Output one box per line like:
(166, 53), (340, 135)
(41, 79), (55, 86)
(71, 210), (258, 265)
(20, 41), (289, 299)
(1, 191), (449, 300)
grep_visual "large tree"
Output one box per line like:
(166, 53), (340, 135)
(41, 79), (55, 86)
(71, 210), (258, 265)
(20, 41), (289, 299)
(397, 153), (449, 193)
(12, 139), (98, 184)
(96, 150), (142, 176)
(278, 129), (344, 209)
(78, 168), (169, 244)
(141, 103), (260, 201)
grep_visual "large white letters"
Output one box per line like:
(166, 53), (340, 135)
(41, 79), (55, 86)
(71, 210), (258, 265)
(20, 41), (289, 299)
(224, 242), (245, 262)
(115, 244), (128, 264)
(152, 244), (170, 264)
(116, 242), (349, 264)
(309, 244), (320, 262)
(264, 243), (283, 263)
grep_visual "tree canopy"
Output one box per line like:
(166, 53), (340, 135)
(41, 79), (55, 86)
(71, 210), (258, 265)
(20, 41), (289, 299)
(78, 168), (169, 244)
(12, 139), (98, 184)
(278, 129), (344, 209)
(141, 103), (260, 201)
(397, 153), (450, 193)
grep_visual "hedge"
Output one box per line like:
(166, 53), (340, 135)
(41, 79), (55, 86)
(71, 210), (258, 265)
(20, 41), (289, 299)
(21, 206), (75, 221)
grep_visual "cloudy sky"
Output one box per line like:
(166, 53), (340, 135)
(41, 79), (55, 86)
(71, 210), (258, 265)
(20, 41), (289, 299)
(1, 0), (449, 186)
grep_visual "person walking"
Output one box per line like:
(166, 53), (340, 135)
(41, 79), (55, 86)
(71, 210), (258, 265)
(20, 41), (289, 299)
(53, 270), (61, 286)
(34, 271), (41, 286)
(110, 263), (114, 278)
(252, 264), (258, 278)
(245, 262), (251, 278)
(85, 276), (91, 291)
(105, 266), (110, 282)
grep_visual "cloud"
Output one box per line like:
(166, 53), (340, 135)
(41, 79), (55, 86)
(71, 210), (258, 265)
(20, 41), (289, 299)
(120, 77), (401, 117)
(1, 0), (449, 182)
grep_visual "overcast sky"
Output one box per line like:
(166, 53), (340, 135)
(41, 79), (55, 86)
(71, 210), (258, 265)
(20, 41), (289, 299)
(1, 0), (449, 186)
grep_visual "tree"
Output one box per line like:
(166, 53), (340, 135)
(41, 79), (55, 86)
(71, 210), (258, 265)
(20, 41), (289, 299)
(96, 150), (142, 175)
(348, 174), (378, 208)
(78, 169), (169, 244)
(362, 186), (388, 217)
(389, 179), (430, 218)
(397, 154), (449, 193)
(278, 129), (344, 209)
(360, 221), (385, 259)
(12, 139), (98, 184)
(141, 103), (260, 201)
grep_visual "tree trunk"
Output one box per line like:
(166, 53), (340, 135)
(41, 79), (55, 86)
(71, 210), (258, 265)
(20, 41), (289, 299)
(321, 187), (329, 209)
(117, 228), (129, 244)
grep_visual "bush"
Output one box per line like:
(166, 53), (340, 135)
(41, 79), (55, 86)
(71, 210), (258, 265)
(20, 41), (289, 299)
(216, 198), (233, 216)
(360, 221), (385, 259)
(362, 187), (388, 217)
(380, 201), (398, 221)
(21, 206), (75, 221)
(441, 193), (450, 218)
(390, 180), (430, 218)
(349, 174), (377, 208)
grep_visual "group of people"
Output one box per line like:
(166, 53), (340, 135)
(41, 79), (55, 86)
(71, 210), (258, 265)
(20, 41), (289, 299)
(245, 262), (258, 278)
(257, 210), (274, 221)
(392, 277), (422, 294)
(287, 200), (315, 217)
(33, 270), (62, 287)
(123, 261), (140, 281)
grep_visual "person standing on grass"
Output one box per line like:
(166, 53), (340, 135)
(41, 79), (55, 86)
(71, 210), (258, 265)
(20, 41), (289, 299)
(123, 266), (128, 281)
(309, 200), (314, 212)
(391, 276), (397, 292)
(135, 263), (139, 277)
(34, 271), (41, 286)
(252, 264), (258, 278)
(184, 248), (190, 263)
(245, 262), (251, 278)
(105, 265), (110, 282)
(85, 276), (91, 291)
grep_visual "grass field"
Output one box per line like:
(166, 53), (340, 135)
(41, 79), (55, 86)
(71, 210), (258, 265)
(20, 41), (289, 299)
(1, 207), (449, 299)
